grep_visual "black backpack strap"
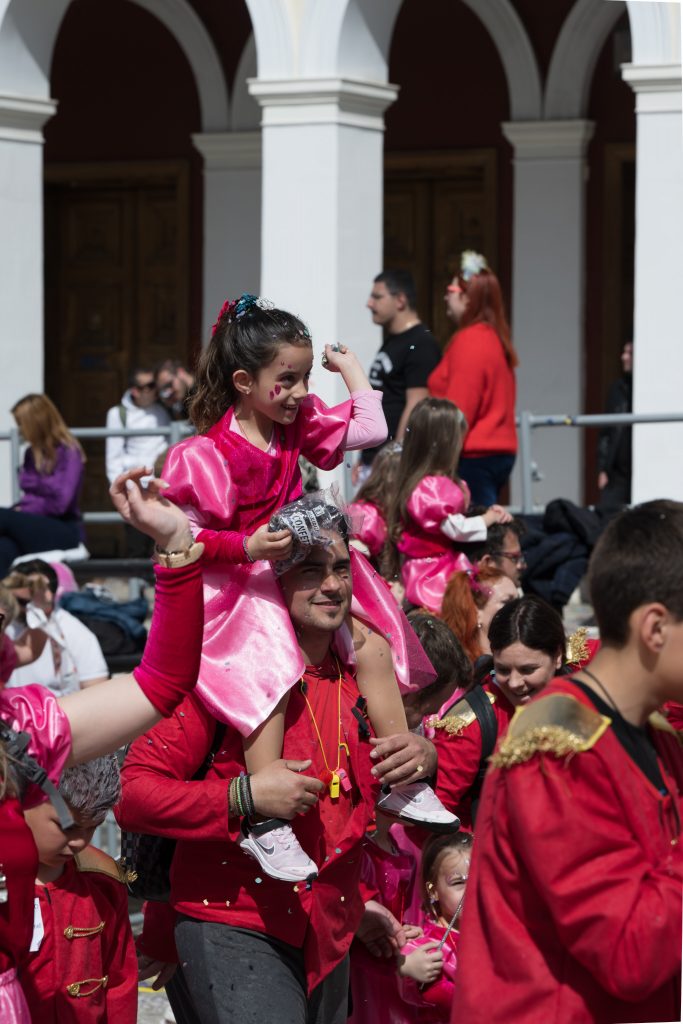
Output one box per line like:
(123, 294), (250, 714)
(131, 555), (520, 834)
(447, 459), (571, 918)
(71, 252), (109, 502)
(464, 686), (499, 824)
(194, 721), (226, 780)
(0, 719), (75, 830)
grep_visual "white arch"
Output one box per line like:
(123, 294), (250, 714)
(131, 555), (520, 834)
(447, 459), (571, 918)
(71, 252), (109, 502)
(122, 0), (229, 130)
(626, 0), (680, 65)
(545, 0), (626, 119)
(231, 32), (260, 131)
(0, 0), (229, 131)
(461, 0), (542, 120)
(246, 0), (541, 122)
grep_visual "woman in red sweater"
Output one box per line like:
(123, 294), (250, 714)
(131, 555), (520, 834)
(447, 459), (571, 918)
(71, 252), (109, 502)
(428, 252), (518, 506)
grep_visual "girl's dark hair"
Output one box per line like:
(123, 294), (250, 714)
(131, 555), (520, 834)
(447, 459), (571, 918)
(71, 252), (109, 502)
(407, 611), (472, 701)
(384, 398), (468, 579)
(189, 304), (312, 433)
(421, 832), (473, 909)
(487, 595), (566, 662)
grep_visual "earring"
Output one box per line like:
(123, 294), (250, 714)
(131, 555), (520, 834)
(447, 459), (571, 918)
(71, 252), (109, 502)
(426, 883), (437, 904)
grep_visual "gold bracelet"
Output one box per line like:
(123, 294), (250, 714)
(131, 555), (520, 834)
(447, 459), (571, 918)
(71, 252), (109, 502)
(153, 541), (204, 568)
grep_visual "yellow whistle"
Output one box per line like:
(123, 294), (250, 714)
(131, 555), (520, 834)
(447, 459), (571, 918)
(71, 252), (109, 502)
(339, 742), (350, 758)
(329, 772), (341, 799)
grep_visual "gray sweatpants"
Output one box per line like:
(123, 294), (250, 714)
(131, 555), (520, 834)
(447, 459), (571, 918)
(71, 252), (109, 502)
(175, 916), (350, 1024)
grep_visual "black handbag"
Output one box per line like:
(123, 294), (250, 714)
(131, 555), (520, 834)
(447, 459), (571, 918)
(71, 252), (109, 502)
(119, 722), (226, 901)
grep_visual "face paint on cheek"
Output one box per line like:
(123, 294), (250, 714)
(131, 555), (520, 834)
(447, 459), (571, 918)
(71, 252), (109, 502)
(274, 384), (282, 395)
(269, 391), (274, 400)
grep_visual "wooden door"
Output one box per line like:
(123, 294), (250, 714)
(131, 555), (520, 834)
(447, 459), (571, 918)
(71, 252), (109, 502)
(44, 163), (189, 553)
(384, 150), (497, 346)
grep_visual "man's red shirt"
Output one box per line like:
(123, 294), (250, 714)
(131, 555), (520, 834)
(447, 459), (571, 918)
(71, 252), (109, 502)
(452, 678), (683, 1024)
(117, 653), (377, 992)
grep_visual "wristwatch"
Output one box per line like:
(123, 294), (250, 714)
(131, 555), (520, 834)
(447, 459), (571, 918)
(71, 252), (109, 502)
(153, 540), (204, 568)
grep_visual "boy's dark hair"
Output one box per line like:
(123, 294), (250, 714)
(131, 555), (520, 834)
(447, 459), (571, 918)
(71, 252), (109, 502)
(452, 509), (525, 562)
(407, 612), (472, 701)
(190, 304), (312, 433)
(11, 558), (59, 597)
(589, 499), (683, 645)
(374, 269), (417, 312)
(128, 367), (155, 388)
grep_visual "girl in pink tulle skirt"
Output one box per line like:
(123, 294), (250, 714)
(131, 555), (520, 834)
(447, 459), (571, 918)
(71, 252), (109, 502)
(163, 296), (456, 883)
(385, 399), (511, 614)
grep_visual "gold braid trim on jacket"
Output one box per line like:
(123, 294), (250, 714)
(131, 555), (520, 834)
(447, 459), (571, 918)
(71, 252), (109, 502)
(491, 693), (611, 769)
(428, 690), (497, 737)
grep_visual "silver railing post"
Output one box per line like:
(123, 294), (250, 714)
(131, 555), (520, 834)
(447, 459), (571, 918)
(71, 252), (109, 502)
(519, 410), (534, 514)
(9, 426), (21, 505)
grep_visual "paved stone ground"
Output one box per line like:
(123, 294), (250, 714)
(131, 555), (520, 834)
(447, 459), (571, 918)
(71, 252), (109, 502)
(137, 986), (175, 1024)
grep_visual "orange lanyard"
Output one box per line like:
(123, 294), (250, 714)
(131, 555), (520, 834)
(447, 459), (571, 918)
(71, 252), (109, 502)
(300, 656), (349, 798)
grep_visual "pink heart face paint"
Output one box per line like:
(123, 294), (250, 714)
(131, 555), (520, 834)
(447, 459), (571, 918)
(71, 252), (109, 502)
(269, 390), (274, 399)
(274, 384), (282, 396)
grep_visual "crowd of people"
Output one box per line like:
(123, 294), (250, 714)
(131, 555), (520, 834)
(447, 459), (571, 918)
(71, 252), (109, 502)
(0, 260), (680, 1024)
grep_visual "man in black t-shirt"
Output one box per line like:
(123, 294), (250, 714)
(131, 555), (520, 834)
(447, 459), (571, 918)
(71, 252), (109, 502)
(358, 270), (441, 471)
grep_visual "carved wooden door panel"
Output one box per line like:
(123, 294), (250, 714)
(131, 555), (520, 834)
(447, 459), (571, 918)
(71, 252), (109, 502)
(44, 163), (189, 553)
(384, 151), (497, 346)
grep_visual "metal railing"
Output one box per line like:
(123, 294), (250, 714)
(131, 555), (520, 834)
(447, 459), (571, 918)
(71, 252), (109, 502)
(2, 411), (683, 518)
(0, 422), (194, 520)
(517, 410), (683, 513)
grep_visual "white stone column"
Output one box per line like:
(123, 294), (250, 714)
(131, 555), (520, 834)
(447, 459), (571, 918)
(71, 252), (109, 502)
(0, 94), (56, 504)
(191, 131), (262, 340)
(621, 63), (683, 503)
(502, 119), (595, 508)
(248, 77), (397, 493)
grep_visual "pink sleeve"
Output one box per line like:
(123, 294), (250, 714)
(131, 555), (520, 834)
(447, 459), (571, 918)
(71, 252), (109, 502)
(345, 390), (388, 451)
(405, 476), (468, 534)
(348, 501), (387, 557)
(297, 393), (354, 471)
(0, 685), (72, 806)
(162, 436), (240, 534)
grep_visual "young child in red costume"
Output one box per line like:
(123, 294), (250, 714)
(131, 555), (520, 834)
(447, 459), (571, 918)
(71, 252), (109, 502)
(20, 755), (136, 1023)
(399, 832), (472, 1022)
(452, 500), (683, 1024)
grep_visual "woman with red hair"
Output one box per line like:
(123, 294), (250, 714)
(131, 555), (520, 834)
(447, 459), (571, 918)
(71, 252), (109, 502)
(428, 253), (518, 505)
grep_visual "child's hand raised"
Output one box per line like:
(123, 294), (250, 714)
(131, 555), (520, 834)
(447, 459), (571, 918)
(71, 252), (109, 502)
(245, 524), (293, 562)
(483, 503), (513, 526)
(321, 343), (370, 392)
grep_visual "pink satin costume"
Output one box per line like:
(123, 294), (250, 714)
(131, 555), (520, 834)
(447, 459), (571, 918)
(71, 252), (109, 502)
(0, 686), (72, 1022)
(397, 476), (487, 613)
(163, 392), (430, 735)
(401, 918), (458, 1022)
(349, 831), (418, 1024)
(347, 500), (387, 559)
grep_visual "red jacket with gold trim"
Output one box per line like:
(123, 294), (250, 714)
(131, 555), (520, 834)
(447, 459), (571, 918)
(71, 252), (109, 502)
(451, 678), (683, 1024)
(18, 847), (137, 1023)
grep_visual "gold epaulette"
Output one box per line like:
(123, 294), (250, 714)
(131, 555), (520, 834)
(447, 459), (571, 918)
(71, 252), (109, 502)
(491, 693), (610, 769)
(649, 710), (683, 747)
(429, 690), (497, 737)
(566, 626), (590, 667)
(75, 846), (127, 885)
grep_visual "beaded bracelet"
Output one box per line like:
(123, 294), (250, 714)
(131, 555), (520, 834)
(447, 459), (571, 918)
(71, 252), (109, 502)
(242, 535), (254, 563)
(239, 771), (256, 818)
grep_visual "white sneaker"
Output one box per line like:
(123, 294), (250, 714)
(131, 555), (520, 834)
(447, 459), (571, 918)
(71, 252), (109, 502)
(377, 782), (460, 833)
(239, 820), (319, 882)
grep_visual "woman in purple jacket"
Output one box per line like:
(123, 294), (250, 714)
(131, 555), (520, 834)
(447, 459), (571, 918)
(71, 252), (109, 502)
(0, 395), (86, 574)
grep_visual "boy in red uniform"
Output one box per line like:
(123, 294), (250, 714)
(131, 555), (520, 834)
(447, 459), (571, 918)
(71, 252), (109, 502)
(453, 499), (683, 1024)
(20, 755), (137, 1022)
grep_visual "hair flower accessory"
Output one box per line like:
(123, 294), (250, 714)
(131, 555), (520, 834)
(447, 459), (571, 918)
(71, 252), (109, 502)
(460, 250), (489, 282)
(211, 294), (277, 335)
